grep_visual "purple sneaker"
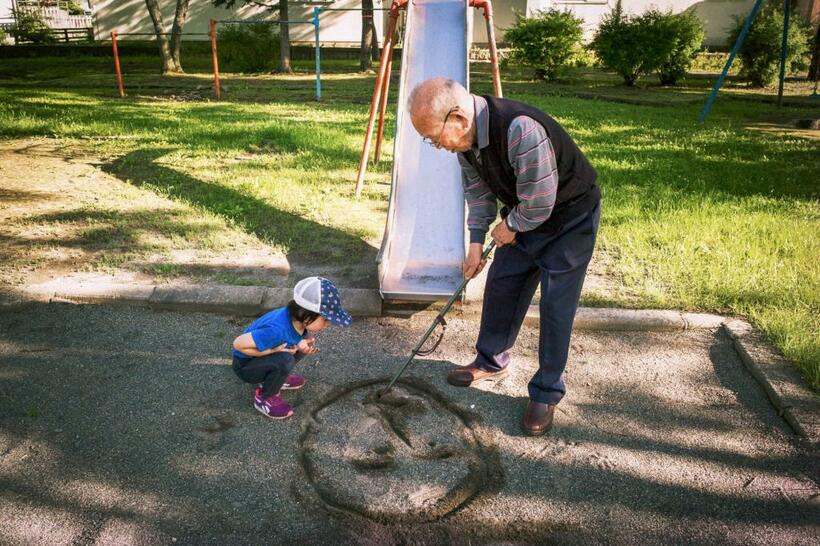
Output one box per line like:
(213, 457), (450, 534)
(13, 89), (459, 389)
(282, 373), (306, 390)
(254, 388), (293, 420)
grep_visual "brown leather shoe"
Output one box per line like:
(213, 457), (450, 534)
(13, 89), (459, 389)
(446, 364), (507, 387)
(521, 400), (555, 436)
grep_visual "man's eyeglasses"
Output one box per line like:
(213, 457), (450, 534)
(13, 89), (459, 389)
(422, 106), (459, 148)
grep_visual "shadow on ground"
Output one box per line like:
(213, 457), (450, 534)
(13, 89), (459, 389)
(0, 303), (816, 544)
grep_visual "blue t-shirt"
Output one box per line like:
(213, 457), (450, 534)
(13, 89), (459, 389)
(233, 307), (305, 360)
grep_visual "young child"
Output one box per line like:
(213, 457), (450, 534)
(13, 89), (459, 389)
(232, 276), (351, 420)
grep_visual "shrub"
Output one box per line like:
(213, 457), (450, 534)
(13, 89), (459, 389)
(66, 1), (86, 15)
(591, 4), (677, 86)
(728, 4), (813, 87)
(658, 10), (704, 85)
(217, 21), (279, 73)
(504, 8), (584, 81)
(0, 27), (7, 44)
(13, 11), (57, 44)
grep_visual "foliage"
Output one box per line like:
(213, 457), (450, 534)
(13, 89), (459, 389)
(66, 1), (86, 15)
(13, 11), (57, 44)
(217, 22), (280, 73)
(0, 27), (7, 44)
(658, 10), (704, 85)
(728, 3), (813, 87)
(592, 2), (704, 86)
(504, 8), (585, 81)
(591, 5), (671, 85)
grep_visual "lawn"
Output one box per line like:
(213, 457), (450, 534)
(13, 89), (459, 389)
(0, 51), (818, 389)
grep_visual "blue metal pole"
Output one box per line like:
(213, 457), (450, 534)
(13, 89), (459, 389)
(698, 0), (765, 124)
(314, 7), (321, 101)
(777, 0), (790, 107)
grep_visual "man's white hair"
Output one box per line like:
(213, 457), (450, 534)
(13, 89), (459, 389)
(407, 77), (471, 121)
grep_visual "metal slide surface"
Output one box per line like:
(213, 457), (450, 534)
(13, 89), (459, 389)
(378, 0), (468, 301)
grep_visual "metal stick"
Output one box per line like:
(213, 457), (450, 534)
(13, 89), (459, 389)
(380, 241), (496, 395)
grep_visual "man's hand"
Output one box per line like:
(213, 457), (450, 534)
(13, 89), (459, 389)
(296, 338), (319, 355)
(490, 220), (516, 247)
(463, 243), (487, 280)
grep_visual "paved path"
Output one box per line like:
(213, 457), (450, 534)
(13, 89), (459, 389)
(0, 304), (817, 545)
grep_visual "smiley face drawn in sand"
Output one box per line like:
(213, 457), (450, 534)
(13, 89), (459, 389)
(299, 380), (494, 522)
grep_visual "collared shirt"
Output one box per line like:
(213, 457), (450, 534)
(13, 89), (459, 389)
(457, 95), (559, 244)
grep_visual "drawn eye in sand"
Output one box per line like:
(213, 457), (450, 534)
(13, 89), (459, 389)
(299, 380), (496, 522)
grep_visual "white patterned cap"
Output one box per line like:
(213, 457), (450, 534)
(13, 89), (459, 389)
(293, 277), (352, 327)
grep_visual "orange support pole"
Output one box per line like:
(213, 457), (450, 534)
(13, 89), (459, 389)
(470, 0), (502, 97)
(354, 0), (406, 198)
(111, 31), (124, 98)
(373, 34), (396, 163)
(209, 19), (221, 100)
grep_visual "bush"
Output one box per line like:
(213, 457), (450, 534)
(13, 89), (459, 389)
(13, 11), (57, 45)
(504, 8), (584, 81)
(658, 10), (704, 85)
(66, 1), (86, 15)
(591, 4), (677, 86)
(217, 22), (279, 73)
(728, 4), (813, 87)
(0, 27), (7, 45)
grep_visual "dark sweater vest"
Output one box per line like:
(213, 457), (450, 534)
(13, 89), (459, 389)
(461, 96), (601, 236)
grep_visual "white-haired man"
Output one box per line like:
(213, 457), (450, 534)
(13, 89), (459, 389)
(408, 77), (601, 436)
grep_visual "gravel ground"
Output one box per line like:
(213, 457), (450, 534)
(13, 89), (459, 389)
(0, 303), (817, 545)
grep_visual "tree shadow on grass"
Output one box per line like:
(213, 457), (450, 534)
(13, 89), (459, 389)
(101, 148), (378, 279)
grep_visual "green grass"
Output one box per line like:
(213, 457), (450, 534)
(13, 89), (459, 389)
(0, 56), (818, 389)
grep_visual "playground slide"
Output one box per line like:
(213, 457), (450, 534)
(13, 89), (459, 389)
(377, 0), (469, 301)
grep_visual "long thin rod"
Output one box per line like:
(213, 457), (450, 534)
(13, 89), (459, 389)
(314, 7), (321, 101)
(380, 241), (496, 395)
(209, 19), (221, 100)
(777, 0), (790, 107)
(355, 0), (406, 198)
(699, 0), (765, 124)
(374, 37), (396, 162)
(111, 32), (124, 98)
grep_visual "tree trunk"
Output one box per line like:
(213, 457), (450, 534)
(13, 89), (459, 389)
(144, 0), (178, 74)
(360, 0), (375, 71)
(278, 0), (292, 73)
(371, 15), (380, 62)
(170, 0), (190, 72)
(809, 23), (819, 82)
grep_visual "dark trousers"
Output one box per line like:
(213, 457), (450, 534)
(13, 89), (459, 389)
(232, 352), (304, 397)
(475, 201), (601, 406)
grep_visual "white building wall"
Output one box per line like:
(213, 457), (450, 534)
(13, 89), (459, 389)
(89, 0), (383, 44)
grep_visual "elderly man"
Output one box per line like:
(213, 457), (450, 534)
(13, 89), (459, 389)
(408, 77), (601, 436)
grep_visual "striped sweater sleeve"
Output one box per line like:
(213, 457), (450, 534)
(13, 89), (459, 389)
(505, 116), (558, 232)
(457, 153), (497, 244)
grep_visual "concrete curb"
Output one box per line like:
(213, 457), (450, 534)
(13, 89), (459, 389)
(8, 283), (384, 318)
(723, 320), (819, 444)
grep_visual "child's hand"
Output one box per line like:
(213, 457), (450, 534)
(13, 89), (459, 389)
(296, 338), (319, 355)
(273, 343), (298, 354)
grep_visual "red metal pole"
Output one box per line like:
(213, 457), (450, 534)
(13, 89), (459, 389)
(111, 31), (124, 98)
(373, 35), (396, 163)
(210, 19), (221, 100)
(470, 0), (502, 97)
(354, 0), (406, 198)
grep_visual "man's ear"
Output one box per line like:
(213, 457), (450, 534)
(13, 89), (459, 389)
(451, 110), (471, 133)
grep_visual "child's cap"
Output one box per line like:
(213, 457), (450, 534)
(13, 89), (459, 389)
(293, 277), (352, 327)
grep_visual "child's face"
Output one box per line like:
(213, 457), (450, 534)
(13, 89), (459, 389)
(306, 316), (329, 333)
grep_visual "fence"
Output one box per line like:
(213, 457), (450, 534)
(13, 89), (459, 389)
(14, 5), (92, 29)
(7, 26), (92, 44)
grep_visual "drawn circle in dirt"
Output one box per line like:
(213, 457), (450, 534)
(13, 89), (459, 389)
(298, 379), (499, 522)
